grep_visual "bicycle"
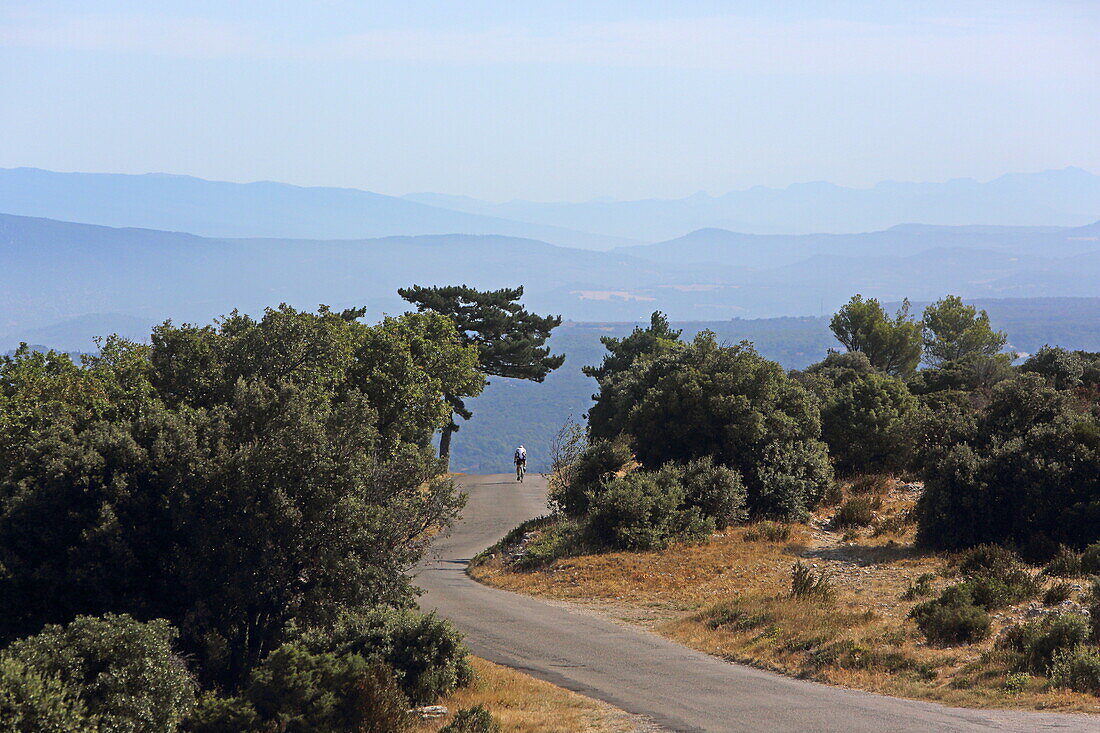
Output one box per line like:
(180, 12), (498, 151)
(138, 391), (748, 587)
(515, 461), (526, 482)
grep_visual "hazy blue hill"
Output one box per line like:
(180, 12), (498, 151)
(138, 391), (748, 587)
(0, 167), (627, 250)
(409, 168), (1100, 240)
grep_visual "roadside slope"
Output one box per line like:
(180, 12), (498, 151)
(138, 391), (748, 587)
(416, 474), (1097, 733)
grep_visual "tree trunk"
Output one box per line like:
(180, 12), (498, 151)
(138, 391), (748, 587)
(439, 422), (455, 469)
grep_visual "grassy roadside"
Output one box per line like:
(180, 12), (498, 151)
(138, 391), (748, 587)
(470, 479), (1100, 714)
(414, 656), (655, 732)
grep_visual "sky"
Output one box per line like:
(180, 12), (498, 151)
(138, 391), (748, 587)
(1, 1), (1098, 201)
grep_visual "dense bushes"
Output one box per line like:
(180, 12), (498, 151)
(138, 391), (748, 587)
(187, 645), (412, 733)
(0, 656), (97, 733)
(916, 374), (1100, 551)
(548, 437), (632, 516)
(298, 609), (473, 705)
(439, 705), (502, 733)
(1049, 647), (1100, 694)
(909, 590), (991, 645)
(999, 614), (1091, 675)
(1, 615), (195, 733)
(589, 333), (832, 519)
(588, 470), (714, 551)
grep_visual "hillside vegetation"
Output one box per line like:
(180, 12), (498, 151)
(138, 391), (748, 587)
(473, 294), (1100, 711)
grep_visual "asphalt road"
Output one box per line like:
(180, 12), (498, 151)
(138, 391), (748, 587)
(416, 473), (1099, 733)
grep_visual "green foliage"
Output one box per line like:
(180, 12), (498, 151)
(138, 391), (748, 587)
(1043, 582), (1075, 606)
(1021, 346), (1085, 390)
(0, 306), (478, 691)
(587, 470), (714, 551)
(191, 645), (412, 733)
(1002, 672), (1031, 694)
(582, 311), (683, 384)
(677, 457), (748, 529)
(591, 333), (833, 519)
(961, 573), (1039, 611)
(909, 590), (991, 645)
(921, 295), (1009, 367)
(1082, 542), (1100, 575)
(1049, 646), (1100, 694)
(901, 573), (936, 600)
(2, 614), (195, 733)
(398, 285), (564, 462)
(439, 705), (502, 733)
(1044, 547), (1085, 578)
(548, 437), (632, 516)
(833, 496), (881, 528)
(742, 521), (791, 542)
(790, 562), (834, 601)
(829, 295), (922, 377)
(916, 374), (1100, 550)
(298, 609), (473, 706)
(956, 544), (1023, 578)
(0, 656), (97, 733)
(998, 614), (1091, 674)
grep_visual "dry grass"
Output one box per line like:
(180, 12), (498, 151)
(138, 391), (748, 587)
(471, 478), (1100, 714)
(414, 657), (655, 732)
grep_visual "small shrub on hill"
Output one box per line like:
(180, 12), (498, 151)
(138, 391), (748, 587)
(1043, 581), (1075, 606)
(1043, 547), (1085, 578)
(956, 544), (1022, 578)
(833, 496), (881, 528)
(588, 471), (713, 551)
(909, 588), (991, 645)
(901, 573), (936, 600)
(743, 521), (791, 543)
(439, 705), (502, 733)
(962, 572), (1039, 611)
(1049, 647), (1100, 694)
(849, 474), (893, 495)
(549, 438), (632, 516)
(1082, 542), (1100, 575)
(678, 457), (747, 529)
(998, 614), (1091, 674)
(790, 562), (834, 602)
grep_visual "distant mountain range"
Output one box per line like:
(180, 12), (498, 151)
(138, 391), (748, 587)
(406, 167), (1100, 240)
(4, 167), (1098, 250)
(0, 167), (631, 250)
(4, 212), (1100, 349)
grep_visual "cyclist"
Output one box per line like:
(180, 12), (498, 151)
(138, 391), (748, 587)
(514, 445), (527, 482)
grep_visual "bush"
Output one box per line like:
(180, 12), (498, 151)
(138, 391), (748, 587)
(1021, 346), (1085, 391)
(849, 474), (892, 495)
(549, 438), (632, 516)
(299, 609), (473, 705)
(818, 371), (919, 475)
(901, 573), (936, 600)
(790, 562), (834, 602)
(439, 705), (502, 733)
(1043, 547), (1085, 578)
(3, 614), (195, 733)
(956, 544), (1022, 578)
(0, 656), (97, 733)
(1049, 646), (1100, 694)
(587, 471), (714, 551)
(742, 521), (791, 543)
(961, 572), (1039, 611)
(998, 614), (1091, 674)
(512, 519), (586, 570)
(1002, 672), (1031, 694)
(833, 496), (881, 528)
(678, 457), (747, 529)
(1082, 542), (1100, 575)
(202, 644), (413, 733)
(1043, 582), (1075, 606)
(909, 590), (991, 645)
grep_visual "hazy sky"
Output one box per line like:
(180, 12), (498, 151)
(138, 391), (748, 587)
(2, 1), (1098, 201)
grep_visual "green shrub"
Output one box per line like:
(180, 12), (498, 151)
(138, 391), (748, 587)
(1049, 646), (1100, 694)
(3, 614), (195, 733)
(1002, 672), (1031, 694)
(698, 602), (774, 632)
(512, 519), (586, 570)
(186, 652), (413, 733)
(0, 656), (97, 733)
(299, 609), (472, 705)
(848, 474), (893, 495)
(1043, 547), (1085, 578)
(956, 544), (1022, 578)
(1043, 582), (1074, 607)
(743, 521), (791, 543)
(790, 562), (834, 602)
(833, 495), (881, 528)
(998, 614), (1091, 674)
(588, 471), (714, 551)
(901, 573), (936, 600)
(909, 590), (991, 645)
(678, 457), (747, 529)
(1081, 542), (1100, 575)
(549, 438), (633, 516)
(439, 705), (501, 733)
(961, 572), (1039, 611)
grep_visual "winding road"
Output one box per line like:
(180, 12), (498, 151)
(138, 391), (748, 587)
(416, 474), (1099, 732)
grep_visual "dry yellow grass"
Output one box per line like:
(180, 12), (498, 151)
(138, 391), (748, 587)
(471, 480), (1100, 714)
(414, 657), (654, 732)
